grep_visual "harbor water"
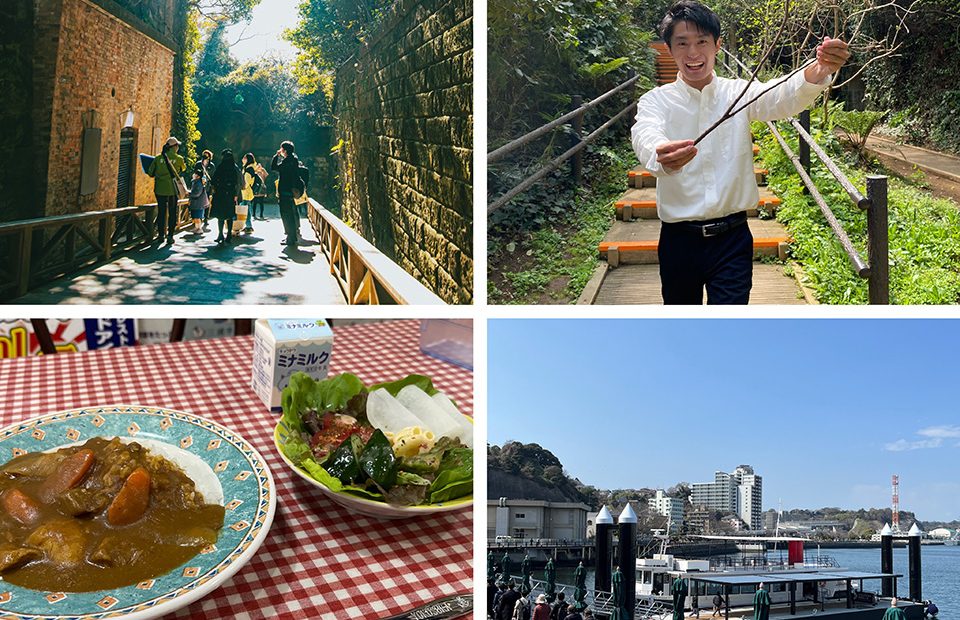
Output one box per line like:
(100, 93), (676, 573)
(551, 545), (956, 615)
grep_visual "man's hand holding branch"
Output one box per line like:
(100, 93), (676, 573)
(804, 37), (851, 84)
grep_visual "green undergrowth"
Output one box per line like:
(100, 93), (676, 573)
(488, 143), (635, 304)
(756, 122), (960, 304)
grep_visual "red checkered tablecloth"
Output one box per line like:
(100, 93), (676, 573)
(0, 320), (473, 619)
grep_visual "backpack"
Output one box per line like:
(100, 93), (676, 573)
(293, 163), (310, 198)
(249, 166), (263, 194)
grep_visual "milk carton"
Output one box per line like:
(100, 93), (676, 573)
(251, 319), (334, 410)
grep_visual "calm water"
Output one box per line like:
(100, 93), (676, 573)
(553, 546), (957, 614)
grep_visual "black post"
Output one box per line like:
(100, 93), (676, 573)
(846, 580), (852, 609)
(908, 529), (922, 601)
(596, 506), (614, 592)
(724, 585), (731, 620)
(571, 95), (584, 185)
(789, 582), (796, 615)
(618, 504), (638, 620)
(867, 175), (890, 304)
(799, 110), (811, 195)
(881, 527), (894, 597)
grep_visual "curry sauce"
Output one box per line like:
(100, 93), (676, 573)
(0, 437), (225, 592)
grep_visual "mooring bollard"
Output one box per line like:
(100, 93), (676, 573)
(595, 505), (614, 592)
(880, 523), (894, 597)
(908, 523), (922, 602)
(618, 503), (638, 620)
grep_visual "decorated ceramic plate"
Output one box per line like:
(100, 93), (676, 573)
(0, 405), (276, 620)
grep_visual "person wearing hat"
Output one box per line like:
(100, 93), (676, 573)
(146, 137), (186, 244)
(533, 594), (552, 620)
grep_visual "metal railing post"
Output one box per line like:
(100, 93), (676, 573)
(571, 95), (584, 184)
(799, 110), (811, 194)
(866, 175), (889, 304)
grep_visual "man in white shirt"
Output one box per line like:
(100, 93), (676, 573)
(631, 1), (850, 304)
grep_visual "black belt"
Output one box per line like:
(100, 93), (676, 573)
(664, 211), (748, 238)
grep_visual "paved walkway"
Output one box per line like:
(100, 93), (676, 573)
(865, 135), (960, 183)
(13, 204), (346, 305)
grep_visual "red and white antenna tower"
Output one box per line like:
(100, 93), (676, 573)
(891, 474), (900, 532)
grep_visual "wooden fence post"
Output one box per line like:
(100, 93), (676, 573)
(17, 229), (33, 298)
(866, 175), (889, 304)
(571, 95), (583, 185)
(799, 110), (811, 195)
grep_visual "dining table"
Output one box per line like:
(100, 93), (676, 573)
(0, 319), (474, 619)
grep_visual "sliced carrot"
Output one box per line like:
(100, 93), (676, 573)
(1, 488), (41, 525)
(40, 449), (95, 501)
(106, 467), (151, 526)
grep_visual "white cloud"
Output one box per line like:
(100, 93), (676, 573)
(917, 425), (960, 439)
(883, 437), (943, 451)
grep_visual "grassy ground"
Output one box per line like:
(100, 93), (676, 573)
(488, 143), (636, 304)
(756, 123), (960, 304)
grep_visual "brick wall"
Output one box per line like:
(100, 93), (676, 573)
(335, 0), (473, 304)
(0, 1), (35, 223)
(43, 0), (176, 216)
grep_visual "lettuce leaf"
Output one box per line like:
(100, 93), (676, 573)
(429, 446), (473, 503)
(368, 374), (437, 397)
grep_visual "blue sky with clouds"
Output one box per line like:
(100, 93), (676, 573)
(488, 319), (960, 522)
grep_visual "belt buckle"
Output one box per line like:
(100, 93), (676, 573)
(701, 222), (726, 238)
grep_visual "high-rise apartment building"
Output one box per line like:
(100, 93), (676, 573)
(648, 489), (684, 532)
(690, 465), (763, 530)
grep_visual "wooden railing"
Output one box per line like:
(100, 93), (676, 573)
(487, 72), (642, 214)
(0, 200), (189, 301)
(306, 199), (445, 304)
(719, 51), (890, 304)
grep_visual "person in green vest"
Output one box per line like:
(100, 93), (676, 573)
(753, 583), (771, 620)
(883, 599), (907, 620)
(672, 576), (689, 620)
(146, 136), (186, 244)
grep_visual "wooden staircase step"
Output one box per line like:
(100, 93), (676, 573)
(598, 219), (791, 264)
(627, 166), (769, 188)
(591, 263), (807, 304)
(614, 189), (782, 221)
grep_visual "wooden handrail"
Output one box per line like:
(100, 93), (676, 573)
(306, 199), (445, 305)
(1, 200), (189, 301)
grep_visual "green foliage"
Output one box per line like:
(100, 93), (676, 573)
(175, 11), (202, 166)
(286, 0), (391, 72)
(489, 144), (634, 304)
(833, 108), (887, 163)
(756, 122), (960, 304)
(193, 24), (331, 154)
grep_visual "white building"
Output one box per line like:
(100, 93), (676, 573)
(690, 465), (763, 531)
(488, 497), (590, 540)
(648, 489), (684, 532)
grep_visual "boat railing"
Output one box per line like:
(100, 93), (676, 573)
(503, 573), (673, 619)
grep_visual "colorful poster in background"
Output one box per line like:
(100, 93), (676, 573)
(137, 319), (237, 345)
(0, 320), (137, 359)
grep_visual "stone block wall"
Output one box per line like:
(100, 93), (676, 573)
(42, 0), (176, 216)
(335, 0), (473, 304)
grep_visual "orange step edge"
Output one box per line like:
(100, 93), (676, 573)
(599, 236), (791, 253)
(615, 200), (657, 209)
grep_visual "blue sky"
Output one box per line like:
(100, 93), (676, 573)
(224, 0), (300, 62)
(488, 320), (960, 522)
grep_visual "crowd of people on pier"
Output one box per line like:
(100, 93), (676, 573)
(146, 137), (310, 248)
(489, 576), (594, 620)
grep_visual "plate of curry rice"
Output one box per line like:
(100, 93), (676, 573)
(0, 405), (275, 620)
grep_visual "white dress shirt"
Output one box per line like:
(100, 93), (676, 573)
(631, 70), (830, 223)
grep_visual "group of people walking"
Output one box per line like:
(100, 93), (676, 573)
(147, 137), (308, 247)
(489, 580), (592, 620)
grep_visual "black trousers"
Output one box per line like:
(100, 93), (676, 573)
(155, 194), (178, 239)
(658, 216), (753, 304)
(278, 194), (300, 244)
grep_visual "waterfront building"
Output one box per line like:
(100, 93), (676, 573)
(488, 497), (591, 540)
(690, 465), (763, 530)
(648, 489), (684, 532)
